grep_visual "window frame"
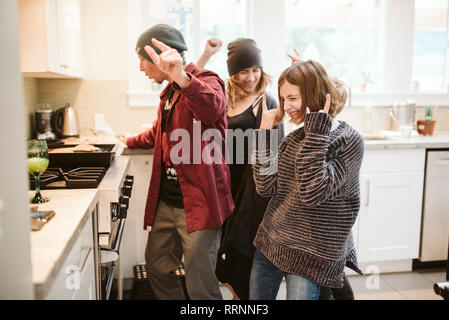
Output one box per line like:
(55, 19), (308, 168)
(127, 0), (449, 108)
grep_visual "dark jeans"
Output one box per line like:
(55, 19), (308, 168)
(319, 274), (354, 300)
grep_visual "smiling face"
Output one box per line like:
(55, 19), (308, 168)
(235, 67), (262, 94)
(138, 55), (167, 84)
(279, 80), (303, 124)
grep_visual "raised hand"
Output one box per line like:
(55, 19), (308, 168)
(196, 38), (223, 69)
(287, 48), (302, 65)
(204, 38), (223, 56)
(259, 94), (281, 130)
(144, 38), (190, 88)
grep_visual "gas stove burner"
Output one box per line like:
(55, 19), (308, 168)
(29, 167), (107, 189)
(29, 168), (62, 189)
(64, 167), (106, 188)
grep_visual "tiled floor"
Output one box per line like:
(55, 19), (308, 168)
(219, 268), (447, 300)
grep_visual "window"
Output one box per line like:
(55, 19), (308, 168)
(412, 0), (449, 92)
(199, 0), (247, 81)
(284, 0), (379, 93)
(140, 0), (195, 95)
(128, 0), (449, 108)
(127, 0), (248, 107)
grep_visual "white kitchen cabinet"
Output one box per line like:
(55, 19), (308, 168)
(18, 0), (82, 78)
(355, 149), (425, 265)
(357, 172), (424, 262)
(45, 208), (96, 300)
(121, 153), (153, 279)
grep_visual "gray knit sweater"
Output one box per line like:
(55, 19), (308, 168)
(252, 112), (364, 288)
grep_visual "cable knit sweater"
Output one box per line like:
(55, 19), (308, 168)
(252, 112), (365, 288)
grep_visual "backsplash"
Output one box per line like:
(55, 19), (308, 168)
(33, 79), (158, 137)
(22, 78), (39, 140)
(24, 78), (449, 138)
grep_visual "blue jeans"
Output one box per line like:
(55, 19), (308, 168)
(249, 249), (320, 300)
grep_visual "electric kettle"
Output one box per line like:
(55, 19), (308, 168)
(54, 103), (79, 138)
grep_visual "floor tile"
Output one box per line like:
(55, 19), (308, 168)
(399, 289), (443, 300)
(380, 272), (435, 292)
(276, 281), (286, 300)
(219, 285), (234, 300)
(355, 291), (406, 300)
(347, 274), (398, 295)
(417, 269), (447, 284)
(220, 270), (448, 300)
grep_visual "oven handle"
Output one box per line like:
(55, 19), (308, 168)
(104, 262), (116, 300)
(100, 218), (125, 264)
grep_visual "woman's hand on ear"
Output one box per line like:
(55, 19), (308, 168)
(306, 93), (331, 115)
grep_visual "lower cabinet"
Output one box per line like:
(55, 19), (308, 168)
(357, 172), (424, 262)
(354, 148), (425, 267)
(45, 207), (96, 300)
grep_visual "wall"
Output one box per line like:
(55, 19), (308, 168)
(24, 0), (158, 137)
(24, 0), (449, 137)
(0, 0), (34, 299)
(23, 78), (39, 139)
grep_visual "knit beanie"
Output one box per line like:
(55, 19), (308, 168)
(227, 38), (263, 76)
(136, 24), (187, 63)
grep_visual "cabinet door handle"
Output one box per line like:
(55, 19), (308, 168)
(365, 180), (370, 207)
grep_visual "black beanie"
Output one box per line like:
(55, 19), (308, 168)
(136, 24), (187, 63)
(227, 38), (263, 76)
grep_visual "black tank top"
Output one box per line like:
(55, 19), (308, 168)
(227, 96), (261, 198)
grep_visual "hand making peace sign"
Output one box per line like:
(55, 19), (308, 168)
(259, 94), (281, 130)
(144, 38), (191, 88)
(287, 48), (302, 65)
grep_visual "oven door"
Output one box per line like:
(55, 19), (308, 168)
(100, 217), (126, 300)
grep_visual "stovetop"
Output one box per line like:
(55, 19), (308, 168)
(29, 167), (107, 189)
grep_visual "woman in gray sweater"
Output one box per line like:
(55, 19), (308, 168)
(249, 60), (364, 300)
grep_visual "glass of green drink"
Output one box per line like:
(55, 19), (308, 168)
(27, 140), (49, 204)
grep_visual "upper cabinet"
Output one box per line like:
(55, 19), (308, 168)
(18, 0), (82, 78)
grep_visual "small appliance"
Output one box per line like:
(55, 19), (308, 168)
(35, 109), (56, 140)
(54, 103), (79, 138)
(390, 99), (416, 130)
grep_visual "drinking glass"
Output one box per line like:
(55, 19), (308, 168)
(27, 140), (49, 203)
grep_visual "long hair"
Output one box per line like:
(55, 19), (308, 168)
(226, 69), (271, 109)
(277, 60), (347, 124)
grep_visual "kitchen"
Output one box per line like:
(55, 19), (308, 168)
(1, 0), (449, 302)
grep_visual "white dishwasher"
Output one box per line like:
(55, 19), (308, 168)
(419, 149), (449, 262)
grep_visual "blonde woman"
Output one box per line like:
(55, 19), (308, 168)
(197, 38), (284, 300)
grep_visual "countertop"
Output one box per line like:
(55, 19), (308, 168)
(29, 189), (98, 299)
(364, 132), (449, 150)
(74, 132), (449, 155)
(29, 137), (134, 298)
